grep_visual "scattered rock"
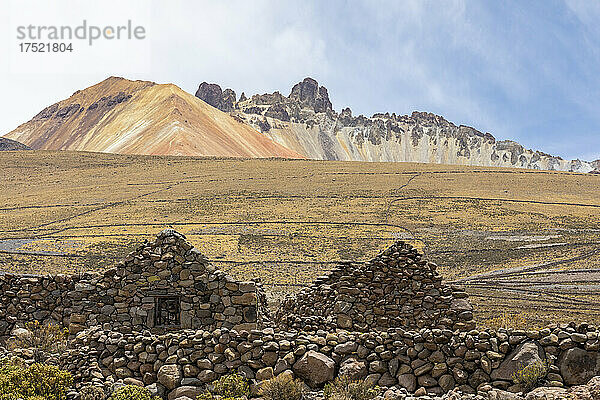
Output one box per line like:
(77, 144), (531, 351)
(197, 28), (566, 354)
(490, 342), (545, 381)
(560, 348), (600, 385)
(293, 350), (335, 388)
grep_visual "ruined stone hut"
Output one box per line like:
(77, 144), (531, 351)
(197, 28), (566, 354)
(276, 240), (474, 332)
(0, 229), (267, 342)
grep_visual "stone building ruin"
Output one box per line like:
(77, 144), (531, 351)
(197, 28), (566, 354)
(0, 231), (474, 343)
(276, 241), (475, 332)
(0, 230), (267, 343)
(7, 230), (600, 396)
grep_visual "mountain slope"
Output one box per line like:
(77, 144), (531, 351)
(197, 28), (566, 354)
(0, 137), (30, 151)
(3, 77), (303, 158)
(196, 77), (597, 172)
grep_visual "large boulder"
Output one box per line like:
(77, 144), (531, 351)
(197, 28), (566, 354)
(293, 350), (335, 388)
(157, 364), (182, 390)
(560, 348), (600, 385)
(11, 327), (32, 342)
(397, 374), (417, 392)
(568, 375), (600, 399)
(490, 342), (545, 381)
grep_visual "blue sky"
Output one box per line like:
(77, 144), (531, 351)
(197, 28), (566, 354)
(1, 0), (599, 161)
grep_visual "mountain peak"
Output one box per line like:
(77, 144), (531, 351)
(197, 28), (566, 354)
(3, 77), (303, 159)
(289, 77), (332, 113)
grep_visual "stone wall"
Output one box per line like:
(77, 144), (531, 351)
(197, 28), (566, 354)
(59, 322), (600, 398)
(276, 241), (474, 332)
(0, 230), (267, 343)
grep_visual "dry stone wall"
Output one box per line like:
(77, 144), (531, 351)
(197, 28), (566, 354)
(0, 230), (267, 343)
(276, 241), (474, 332)
(58, 322), (600, 397)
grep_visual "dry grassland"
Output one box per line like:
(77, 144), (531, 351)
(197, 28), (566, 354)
(1, 150), (600, 328)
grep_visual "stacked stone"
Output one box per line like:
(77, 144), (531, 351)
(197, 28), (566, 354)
(74, 229), (265, 333)
(0, 230), (268, 343)
(0, 273), (76, 340)
(276, 241), (474, 332)
(56, 322), (600, 397)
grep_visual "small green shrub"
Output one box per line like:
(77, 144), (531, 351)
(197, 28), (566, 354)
(80, 385), (106, 400)
(259, 374), (303, 400)
(8, 321), (69, 362)
(324, 376), (380, 400)
(0, 360), (73, 400)
(512, 360), (549, 392)
(108, 385), (160, 400)
(196, 373), (249, 400)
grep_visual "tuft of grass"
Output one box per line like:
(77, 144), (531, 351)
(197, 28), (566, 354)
(259, 374), (303, 400)
(512, 360), (549, 392)
(0, 359), (73, 400)
(486, 311), (529, 330)
(8, 321), (69, 362)
(323, 376), (380, 400)
(108, 385), (160, 400)
(80, 385), (106, 400)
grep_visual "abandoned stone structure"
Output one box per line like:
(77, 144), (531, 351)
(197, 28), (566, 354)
(0, 230), (267, 343)
(276, 241), (475, 332)
(5, 230), (600, 398)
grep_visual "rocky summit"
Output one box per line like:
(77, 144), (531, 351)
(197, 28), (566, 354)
(196, 77), (597, 172)
(3, 75), (597, 171)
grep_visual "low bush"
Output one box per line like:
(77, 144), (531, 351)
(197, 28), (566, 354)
(259, 373), (303, 400)
(0, 359), (73, 400)
(80, 385), (107, 400)
(108, 385), (160, 400)
(8, 320), (69, 362)
(512, 360), (549, 392)
(197, 373), (249, 400)
(323, 376), (380, 400)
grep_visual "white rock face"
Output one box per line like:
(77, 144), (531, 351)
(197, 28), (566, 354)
(243, 113), (595, 172)
(197, 77), (597, 172)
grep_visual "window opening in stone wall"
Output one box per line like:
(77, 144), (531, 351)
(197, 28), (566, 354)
(155, 296), (181, 327)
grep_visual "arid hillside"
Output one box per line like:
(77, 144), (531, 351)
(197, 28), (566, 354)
(3, 77), (302, 158)
(1, 150), (599, 328)
(0, 137), (30, 151)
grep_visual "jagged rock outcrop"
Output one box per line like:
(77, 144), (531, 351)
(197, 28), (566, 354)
(289, 77), (333, 113)
(194, 82), (237, 112)
(0, 137), (30, 151)
(195, 77), (595, 172)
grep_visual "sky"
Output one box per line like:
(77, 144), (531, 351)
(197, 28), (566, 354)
(1, 0), (599, 161)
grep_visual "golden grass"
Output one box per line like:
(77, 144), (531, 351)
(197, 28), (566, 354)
(1, 150), (600, 327)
